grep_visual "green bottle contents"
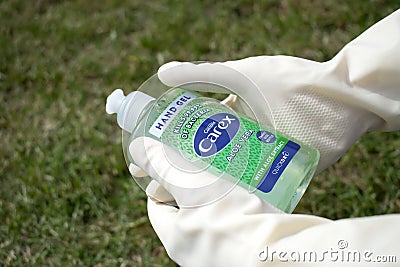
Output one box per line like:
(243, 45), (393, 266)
(106, 87), (319, 213)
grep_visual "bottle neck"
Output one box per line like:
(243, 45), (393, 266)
(116, 91), (155, 133)
(124, 99), (156, 134)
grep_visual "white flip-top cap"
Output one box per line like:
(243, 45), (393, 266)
(106, 89), (155, 133)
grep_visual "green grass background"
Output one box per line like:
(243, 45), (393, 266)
(1, 0), (399, 266)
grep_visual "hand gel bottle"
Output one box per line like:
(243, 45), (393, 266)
(106, 87), (319, 213)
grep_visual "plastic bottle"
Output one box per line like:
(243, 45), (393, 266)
(106, 87), (319, 213)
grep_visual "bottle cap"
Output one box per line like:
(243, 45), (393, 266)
(106, 89), (155, 133)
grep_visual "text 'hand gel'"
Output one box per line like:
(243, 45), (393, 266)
(106, 87), (319, 213)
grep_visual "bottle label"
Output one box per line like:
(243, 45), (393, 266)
(149, 89), (300, 193)
(149, 91), (198, 138)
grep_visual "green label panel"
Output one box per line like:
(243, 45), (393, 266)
(148, 89), (294, 191)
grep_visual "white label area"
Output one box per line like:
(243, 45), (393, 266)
(149, 91), (197, 138)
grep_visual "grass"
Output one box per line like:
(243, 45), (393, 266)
(1, 0), (399, 266)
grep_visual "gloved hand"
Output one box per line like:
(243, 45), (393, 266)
(130, 9), (400, 267)
(157, 45), (397, 175)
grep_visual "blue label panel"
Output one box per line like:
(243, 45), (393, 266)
(257, 141), (300, 193)
(193, 113), (240, 157)
(256, 131), (276, 143)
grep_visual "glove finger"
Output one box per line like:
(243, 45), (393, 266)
(129, 163), (176, 205)
(147, 197), (180, 253)
(128, 163), (148, 178)
(158, 61), (257, 98)
(146, 180), (176, 205)
(220, 94), (256, 118)
(158, 61), (229, 93)
(129, 136), (238, 208)
(220, 94), (237, 107)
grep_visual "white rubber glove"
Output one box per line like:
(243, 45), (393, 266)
(158, 10), (400, 174)
(133, 9), (400, 267)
